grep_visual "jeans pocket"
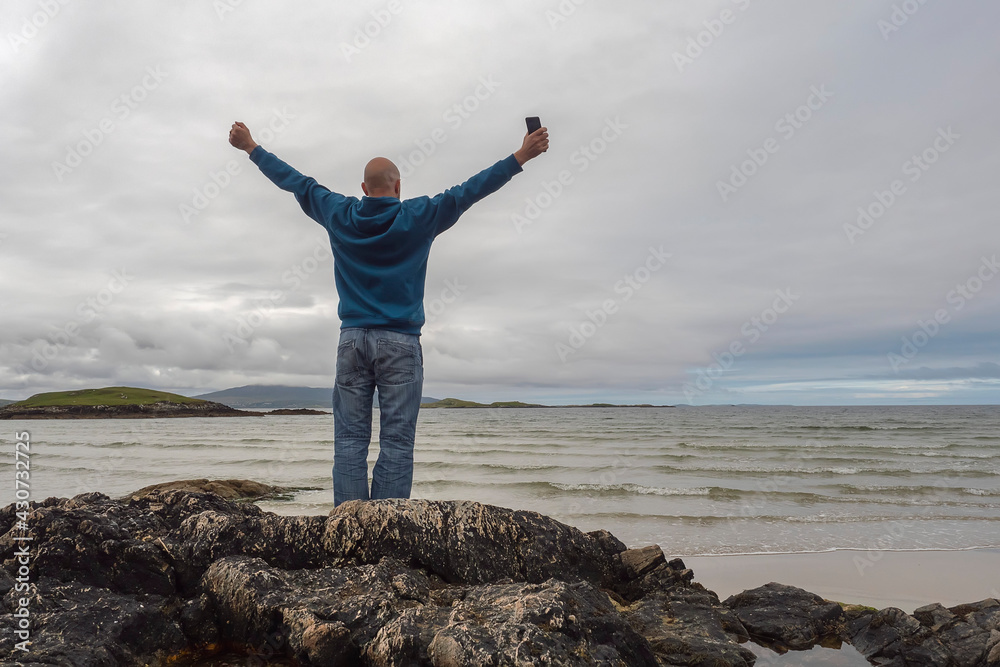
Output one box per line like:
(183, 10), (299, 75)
(336, 338), (366, 387)
(376, 339), (418, 386)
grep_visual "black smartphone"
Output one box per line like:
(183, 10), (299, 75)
(525, 116), (541, 134)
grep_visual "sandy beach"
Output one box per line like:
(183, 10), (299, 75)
(683, 547), (1000, 613)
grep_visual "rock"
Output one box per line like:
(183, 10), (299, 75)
(950, 598), (1000, 618)
(626, 589), (756, 666)
(869, 597), (1000, 666)
(937, 618), (992, 666)
(970, 604), (1000, 634)
(425, 578), (660, 666)
(586, 528), (628, 557)
(617, 557), (754, 666)
(0, 577), (188, 664)
(913, 602), (956, 631)
(170, 506), (329, 591)
(840, 603), (879, 624)
(3, 480), (999, 665)
(848, 607), (951, 666)
(123, 478), (290, 501)
(989, 633), (1000, 667)
(2, 488), (654, 664)
(944, 598), (1000, 666)
(178, 593), (221, 646)
(619, 544), (666, 579)
(200, 554), (660, 666)
(368, 605), (453, 666)
(724, 582), (845, 650)
(0, 496), (177, 596)
(615, 556), (695, 604)
(327, 498), (626, 587)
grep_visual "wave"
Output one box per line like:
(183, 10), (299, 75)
(72, 440), (148, 449)
(553, 511), (1000, 525)
(411, 479), (1000, 509)
(545, 482), (1000, 506)
(789, 425), (939, 432)
(549, 483), (734, 498)
(417, 446), (573, 457)
(206, 457), (332, 467)
(835, 484), (1000, 497)
(666, 545), (1000, 557)
(483, 463), (561, 471)
(412, 479), (738, 499)
(417, 460), (568, 472)
(84, 441), (238, 449)
(649, 464), (1000, 477)
(964, 488), (1000, 496)
(674, 440), (998, 452)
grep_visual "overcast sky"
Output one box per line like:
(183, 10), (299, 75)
(2, 0), (998, 405)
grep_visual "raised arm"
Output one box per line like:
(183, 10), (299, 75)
(514, 126), (549, 166)
(423, 127), (550, 236)
(228, 121), (350, 225)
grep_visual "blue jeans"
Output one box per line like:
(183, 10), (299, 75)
(332, 327), (423, 506)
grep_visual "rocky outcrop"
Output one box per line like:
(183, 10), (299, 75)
(847, 600), (1000, 666)
(123, 478), (291, 502)
(0, 482), (997, 665)
(0, 400), (260, 419)
(326, 498), (628, 587)
(724, 581), (846, 650)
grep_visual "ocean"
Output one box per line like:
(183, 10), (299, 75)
(6, 404), (999, 665)
(3, 405), (999, 557)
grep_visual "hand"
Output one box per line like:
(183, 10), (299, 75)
(229, 121), (258, 154)
(514, 127), (549, 166)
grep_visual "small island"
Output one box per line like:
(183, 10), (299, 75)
(422, 397), (671, 408)
(0, 387), (260, 420)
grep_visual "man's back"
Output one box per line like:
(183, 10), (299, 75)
(248, 146), (522, 334)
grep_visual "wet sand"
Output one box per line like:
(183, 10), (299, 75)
(682, 547), (1000, 613)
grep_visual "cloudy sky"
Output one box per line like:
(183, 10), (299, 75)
(2, 0), (998, 405)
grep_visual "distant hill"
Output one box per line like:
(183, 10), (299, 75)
(195, 385), (441, 409)
(0, 399), (16, 407)
(195, 386), (331, 409)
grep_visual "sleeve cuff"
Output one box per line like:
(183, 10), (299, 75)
(506, 153), (523, 174)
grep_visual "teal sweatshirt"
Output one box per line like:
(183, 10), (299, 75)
(249, 147), (522, 335)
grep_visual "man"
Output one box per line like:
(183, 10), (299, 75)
(228, 119), (549, 505)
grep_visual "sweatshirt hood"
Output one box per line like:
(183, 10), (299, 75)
(355, 196), (402, 230)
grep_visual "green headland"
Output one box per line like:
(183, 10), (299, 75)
(0, 386), (252, 420)
(13, 386), (205, 408)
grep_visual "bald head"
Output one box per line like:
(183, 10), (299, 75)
(362, 157), (401, 198)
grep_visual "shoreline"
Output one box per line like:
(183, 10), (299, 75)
(682, 547), (1000, 613)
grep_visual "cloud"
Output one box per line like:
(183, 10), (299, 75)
(2, 0), (999, 405)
